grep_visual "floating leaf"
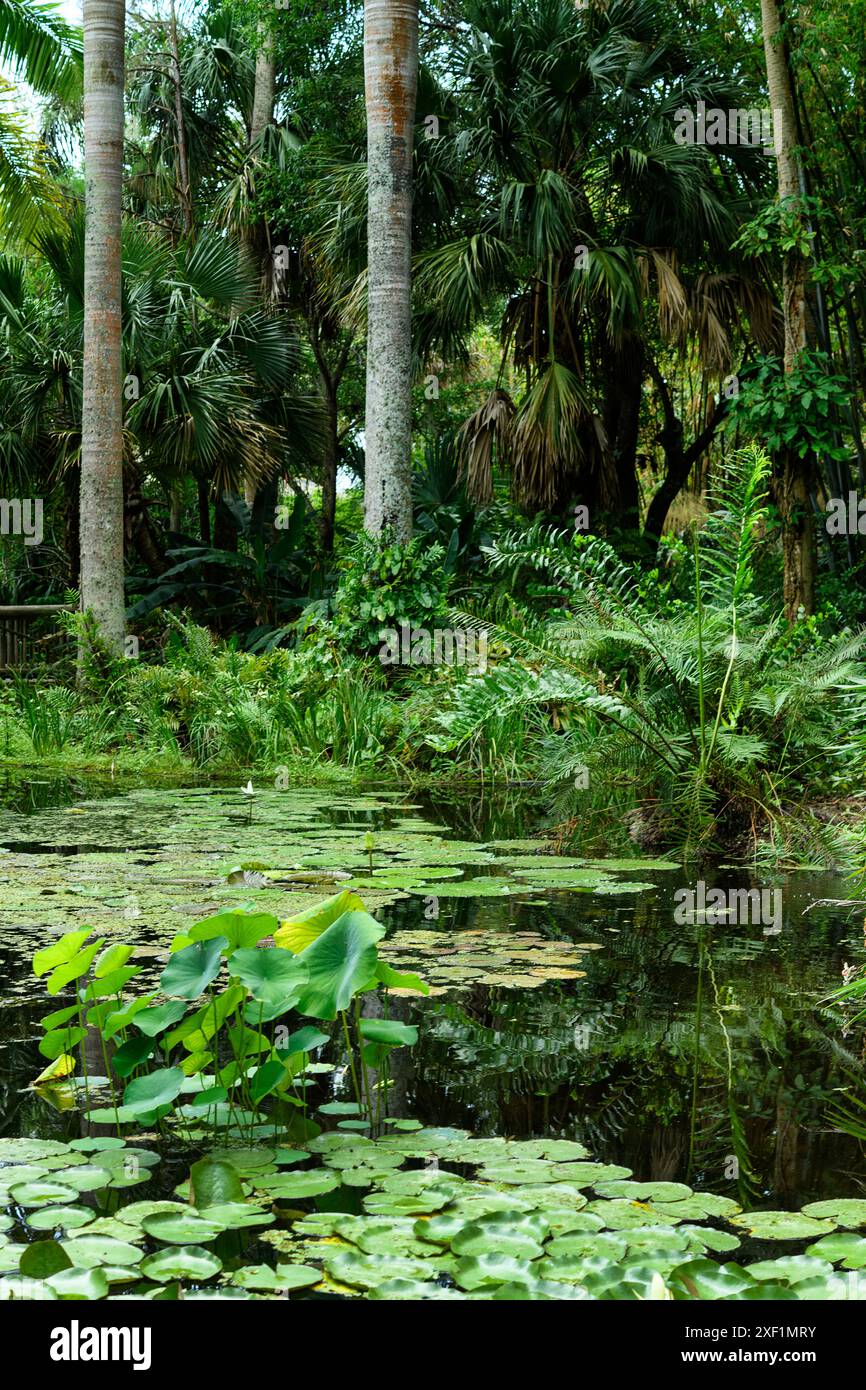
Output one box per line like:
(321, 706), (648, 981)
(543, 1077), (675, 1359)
(140, 1245), (222, 1282)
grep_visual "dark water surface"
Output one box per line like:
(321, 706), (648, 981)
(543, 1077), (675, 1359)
(1, 771), (864, 1215)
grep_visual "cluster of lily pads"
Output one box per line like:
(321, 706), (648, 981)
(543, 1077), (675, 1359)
(0, 788), (679, 1007)
(380, 928), (600, 993)
(4, 1128), (866, 1301)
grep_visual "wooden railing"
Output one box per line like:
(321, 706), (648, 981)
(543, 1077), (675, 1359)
(0, 604), (76, 672)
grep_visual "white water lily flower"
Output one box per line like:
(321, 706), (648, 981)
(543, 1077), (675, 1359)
(241, 780), (255, 797)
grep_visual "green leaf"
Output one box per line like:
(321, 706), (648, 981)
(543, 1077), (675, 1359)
(121, 1066), (185, 1117)
(111, 1036), (155, 1078)
(133, 999), (189, 1038)
(142, 1212), (223, 1244)
(46, 939), (106, 994)
(45, 1267), (109, 1300)
(295, 910), (385, 1020)
(275, 889), (367, 953)
(38, 1027), (85, 1060)
(139, 1245), (222, 1282)
(229, 947), (308, 1016)
(33, 929), (91, 978)
(250, 1059), (288, 1102)
(19, 1239), (72, 1279)
(276, 1026), (329, 1055)
(189, 909), (279, 952)
(374, 961), (430, 995)
(190, 1158), (245, 1209)
(160, 938), (227, 999)
(94, 943), (134, 977)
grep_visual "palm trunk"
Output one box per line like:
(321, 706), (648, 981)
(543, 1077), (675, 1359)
(761, 0), (815, 618)
(81, 0), (126, 654)
(168, 0), (192, 237)
(243, 21), (277, 512)
(250, 22), (276, 151)
(363, 0), (418, 539)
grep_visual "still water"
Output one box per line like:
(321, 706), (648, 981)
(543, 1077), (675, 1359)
(0, 772), (863, 1212)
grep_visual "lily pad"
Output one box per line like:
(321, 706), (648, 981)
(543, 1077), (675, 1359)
(140, 1245), (222, 1282)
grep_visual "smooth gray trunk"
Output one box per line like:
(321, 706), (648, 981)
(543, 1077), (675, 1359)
(363, 0), (418, 539)
(80, 0), (127, 654)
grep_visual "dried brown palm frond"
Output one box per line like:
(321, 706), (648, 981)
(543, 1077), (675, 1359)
(456, 387), (516, 504)
(735, 275), (780, 355)
(689, 273), (735, 372)
(510, 361), (590, 510)
(648, 249), (689, 342)
(502, 284), (542, 371)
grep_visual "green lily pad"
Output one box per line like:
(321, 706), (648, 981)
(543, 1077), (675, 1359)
(806, 1233), (866, 1267)
(326, 1250), (448, 1289)
(27, 1205), (95, 1232)
(10, 1181), (79, 1208)
(455, 1253), (538, 1290)
(60, 1236), (144, 1268)
(140, 1245), (223, 1282)
(747, 1255), (834, 1284)
(257, 1169), (341, 1199)
(230, 1263), (320, 1291)
(451, 1214), (548, 1260)
(801, 1199), (866, 1229)
(730, 1211), (837, 1241)
(46, 1266), (110, 1300)
(142, 1211), (225, 1244)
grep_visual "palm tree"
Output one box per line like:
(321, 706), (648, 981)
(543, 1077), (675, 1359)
(80, 0), (126, 653)
(412, 0), (777, 525)
(760, 0), (815, 619)
(363, 0), (418, 539)
(0, 0), (82, 239)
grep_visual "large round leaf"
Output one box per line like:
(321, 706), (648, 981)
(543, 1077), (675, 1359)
(190, 1158), (245, 1209)
(142, 1211), (224, 1244)
(730, 1211), (836, 1241)
(295, 910), (385, 1020)
(358, 1019), (418, 1047)
(230, 1263), (320, 1291)
(160, 938), (227, 999)
(140, 1245), (222, 1282)
(189, 909), (279, 952)
(60, 1235), (144, 1268)
(274, 890), (366, 954)
(121, 1067), (185, 1118)
(229, 947), (308, 1016)
(46, 1266), (109, 1300)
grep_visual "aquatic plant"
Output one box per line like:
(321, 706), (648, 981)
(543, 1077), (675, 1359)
(30, 891), (428, 1138)
(3, 1128), (866, 1301)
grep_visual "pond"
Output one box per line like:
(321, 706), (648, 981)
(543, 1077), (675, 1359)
(1, 774), (865, 1300)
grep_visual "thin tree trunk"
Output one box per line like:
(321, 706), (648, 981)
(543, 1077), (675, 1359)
(363, 0), (418, 539)
(168, 0), (192, 238)
(197, 480), (211, 544)
(243, 21), (277, 511)
(81, 0), (127, 655)
(318, 371), (339, 551)
(761, 0), (815, 618)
